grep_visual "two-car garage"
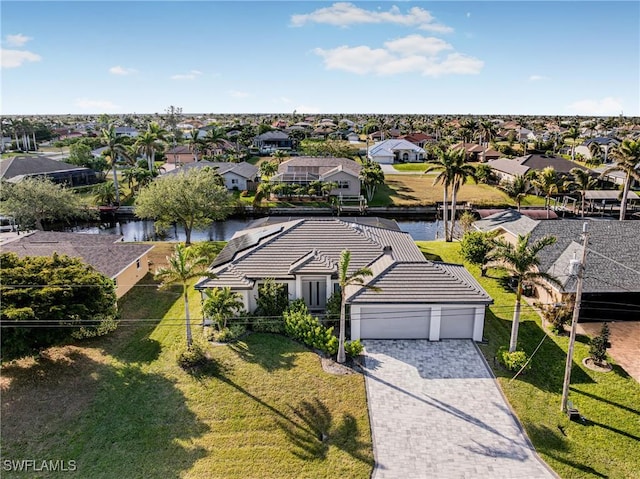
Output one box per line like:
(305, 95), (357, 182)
(351, 304), (483, 342)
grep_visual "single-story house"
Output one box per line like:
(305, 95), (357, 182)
(367, 139), (426, 164)
(0, 155), (98, 186)
(451, 142), (501, 162)
(252, 131), (293, 153)
(487, 153), (591, 182)
(1, 231), (153, 298)
(114, 127), (139, 138)
(162, 160), (259, 191)
(269, 157), (362, 197)
(196, 217), (492, 340)
(473, 210), (640, 321)
(574, 137), (620, 162)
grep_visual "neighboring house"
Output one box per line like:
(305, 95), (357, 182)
(162, 160), (259, 191)
(473, 210), (640, 321)
(399, 133), (436, 148)
(165, 145), (196, 165)
(487, 153), (590, 182)
(114, 127), (139, 138)
(574, 137), (620, 162)
(196, 217), (492, 341)
(0, 155), (98, 186)
(451, 142), (501, 162)
(1, 231), (153, 298)
(252, 131), (293, 153)
(269, 157), (362, 197)
(367, 139), (426, 164)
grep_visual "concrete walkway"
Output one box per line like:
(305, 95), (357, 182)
(362, 340), (556, 479)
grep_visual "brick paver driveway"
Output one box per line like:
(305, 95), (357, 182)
(362, 340), (556, 479)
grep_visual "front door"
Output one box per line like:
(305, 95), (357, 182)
(301, 279), (327, 310)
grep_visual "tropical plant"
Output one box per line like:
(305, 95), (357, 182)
(600, 139), (640, 220)
(203, 127), (227, 156)
(448, 150), (476, 239)
(360, 159), (385, 202)
(499, 175), (532, 211)
(259, 160), (278, 179)
(563, 126), (581, 161)
(135, 130), (164, 172)
(336, 250), (379, 363)
(187, 129), (205, 162)
(272, 149), (289, 164)
(488, 233), (560, 352)
(254, 278), (289, 318)
(460, 230), (497, 276)
(203, 287), (244, 331)
(154, 244), (213, 349)
(478, 119), (497, 146)
(93, 181), (117, 206)
(530, 167), (560, 218)
(101, 124), (129, 204)
(569, 168), (597, 218)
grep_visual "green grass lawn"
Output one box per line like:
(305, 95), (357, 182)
(1, 274), (373, 479)
(391, 162), (430, 172)
(416, 240), (640, 479)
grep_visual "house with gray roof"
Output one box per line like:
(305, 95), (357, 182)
(162, 160), (259, 191)
(196, 217), (492, 340)
(270, 157), (362, 197)
(488, 153), (591, 183)
(252, 130), (293, 153)
(1, 231), (153, 298)
(0, 155), (98, 186)
(474, 210), (640, 321)
(367, 139), (426, 164)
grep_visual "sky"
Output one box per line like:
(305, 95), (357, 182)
(1, 1), (639, 116)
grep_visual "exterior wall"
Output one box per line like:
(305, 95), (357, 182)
(492, 170), (517, 183)
(323, 170), (361, 196)
(113, 252), (150, 298)
(167, 152), (195, 165)
(223, 172), (248, 191)
(369, 153), (394, 164)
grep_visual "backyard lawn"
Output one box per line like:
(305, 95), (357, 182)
(0, 273), (373, 478)
(417, 240), (640, 479)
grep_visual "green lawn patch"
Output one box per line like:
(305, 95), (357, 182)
(392, 162), (430, 172)
(1, 272), (373, 478)
(416, 240), (640, 479)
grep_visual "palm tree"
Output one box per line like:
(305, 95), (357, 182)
(154, 244), (213, 349)
(478, 119), (497, 147)
(101, 125), (129, 205)
(563, 127), (581, 161)
(203, 287), (244, 331)
(360, 159), (385, 202)
(432, 118), (445, 142)
(600, 139), (640, 220)
(530, 166), (560, 219)
(93, 181), (117, 206)
(336, 250), (379, 363)
(252, 182), (271, 206)
(259, 160), (278, 179)
(489, 233), (560, 352)
(187, 130), (205, 162)
(499, 175), (532, 212)
(203, 127), (227, 158)
(570, 168), (597, 218)
(135, 130), (163, 172)
(448, 151), (476, 240)
(272, 149), (289, 164)
(425, 147), (458, 242)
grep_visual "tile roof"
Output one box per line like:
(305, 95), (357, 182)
(278, 157), (362, 176)
(368, 139), (426, 156)
(1, 231), (153, 278)
(473, 210), (540, 236)
(162, 160), (258, 179)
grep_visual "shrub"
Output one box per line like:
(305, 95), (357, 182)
(251, 315), (285, 334)
(255, 279), (289, 318)
(589, 323), (610, 365)
(283, 306), (338, 355)
(177, 340), (208, 369)
(240, 190), (249, 197)
(538, 302), (573, 334)
(496, 346), (530, 372)
(344, 339), (364, 358)
(208, 324), (246, 343)
(324, 291), (341, 324)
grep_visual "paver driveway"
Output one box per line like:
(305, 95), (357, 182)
(362, 340), (556, 479)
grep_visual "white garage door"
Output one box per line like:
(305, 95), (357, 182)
(440, 307), (475, 339)
(360, 307), (431, 339)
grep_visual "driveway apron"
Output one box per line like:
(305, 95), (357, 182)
(362, 340), (556, 479)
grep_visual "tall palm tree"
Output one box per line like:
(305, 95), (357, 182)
(570, 168), (597, 218)
(336, 250), (379, 363)
(101, 124), (128, 205)
(259, 160), (278, 179)
(187, 130), (205, 162)
(203, 127), (227, 158)
(563, 127), (581, 161)
(135, 130), (162, 172)
(478, 119), (497, 147)
(530, 166), (560, 219)
(432, 118), (445, 142)
(425, 147), (458, 242)
(448, 151), (476, 240)
(489, 233), (560, 352)
(600, 139), (640, 220)
(203, 287), (244, 331)
(360, 159), (385, 202)
(499, 174), (532, 211)
(154, 244), (213, 349)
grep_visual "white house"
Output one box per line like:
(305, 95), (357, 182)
(367, 139), (426, 164)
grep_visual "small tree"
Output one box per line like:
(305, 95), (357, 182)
(460, 231), (496, 276)
(589, 323), (611, 365)
(203, 287), (244, 331)
(254, 279), (289, 318)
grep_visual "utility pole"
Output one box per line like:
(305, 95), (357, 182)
(561, 221), (589, 412)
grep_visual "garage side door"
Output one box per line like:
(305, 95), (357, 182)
(360, 307), (430, 339)
(440, 307), (475, 339)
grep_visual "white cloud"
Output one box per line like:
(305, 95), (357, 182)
(170, 70), (202, 80)
(291, 3), (453, 33)
(529, 74), (549, 81)
(74, 98), (121, 111)
(109, 65), (137, 75)
(313, 34), (483, 77)
(466, 12), (471, 18)
(5, 34), (32, 47)
(567, 97), (624, 116)
(229, 90), (250, 98)
(1, 49), (41, 68)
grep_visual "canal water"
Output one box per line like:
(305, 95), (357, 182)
(71, 218), (444, 242)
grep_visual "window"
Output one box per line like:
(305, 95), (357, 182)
(338, 181), (350, 189)
(402, 152), (409, 161)
(136, 259), (141, 269)
(231, 179), (238, 184)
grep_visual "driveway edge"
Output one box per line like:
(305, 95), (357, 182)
(361, 347), (379, 479)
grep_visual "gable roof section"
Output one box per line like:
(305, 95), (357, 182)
(487, 157), (530, 176)
(256, 130), (289, 141)
(0, 156), (92, 181)
(1, 231), (153, 278)
(288, 249), (336, 274)
(473, 210), (540, 237)
(162, 160), (258, 179)
(369, 139), (426, 156)
(278, 157), (362, 176)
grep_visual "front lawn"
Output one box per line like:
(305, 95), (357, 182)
(1, 275), (373, 478)
(392, 162), (430, 172)
(416, 240), (640, 479)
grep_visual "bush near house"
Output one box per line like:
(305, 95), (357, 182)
(496, 346), (530, 372)
(283, 301), (338, 355)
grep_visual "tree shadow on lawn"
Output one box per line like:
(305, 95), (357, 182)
(1, 349), (209, 479)
(384, 180), (419, 202)
(227, 333), (298, 372)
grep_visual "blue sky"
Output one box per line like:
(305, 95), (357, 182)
(2, 1), (639, 116)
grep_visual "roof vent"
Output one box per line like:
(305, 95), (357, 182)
(383, 245), (393, 254)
